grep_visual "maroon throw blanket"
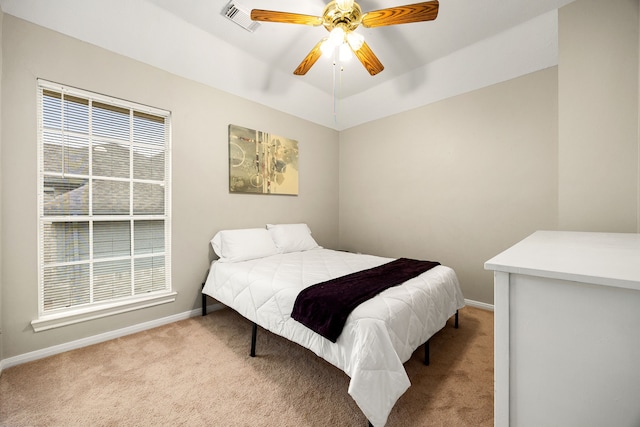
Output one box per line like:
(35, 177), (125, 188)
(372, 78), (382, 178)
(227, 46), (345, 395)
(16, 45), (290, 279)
(291, 257), (440, 342)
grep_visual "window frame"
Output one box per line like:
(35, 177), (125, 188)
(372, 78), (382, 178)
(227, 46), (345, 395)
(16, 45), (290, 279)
(33, 79), (175, 332)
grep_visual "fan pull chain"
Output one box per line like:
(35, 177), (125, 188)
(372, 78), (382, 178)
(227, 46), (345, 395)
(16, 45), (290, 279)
(332, 61), (337, 122)
(332, 61), (344, 124)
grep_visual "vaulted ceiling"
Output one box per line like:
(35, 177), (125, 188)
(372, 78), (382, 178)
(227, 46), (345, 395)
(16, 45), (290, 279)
(1, 0), (576, 130)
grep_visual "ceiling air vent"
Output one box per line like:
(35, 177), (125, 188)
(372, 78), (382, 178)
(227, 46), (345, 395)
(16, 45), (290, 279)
(222, 1), (260, 33)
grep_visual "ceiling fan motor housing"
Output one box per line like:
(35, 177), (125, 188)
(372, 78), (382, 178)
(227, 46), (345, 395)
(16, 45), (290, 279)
(323, 1), (363, 32)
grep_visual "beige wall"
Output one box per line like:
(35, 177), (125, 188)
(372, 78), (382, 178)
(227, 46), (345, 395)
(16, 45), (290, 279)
(338, 0), (640, 306)
(0, 15), (339, 359)
(0, 11), (4, 363)
(2, 0), (640, 362)
(338, 69), (560, 304)
(558, 0), (640, 231)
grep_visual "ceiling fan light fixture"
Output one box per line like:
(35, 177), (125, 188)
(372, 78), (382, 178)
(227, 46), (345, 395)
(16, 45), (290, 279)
(328, 26), (346, 46)
(346, 31), (364, 51)
(320, 39), (335, 57)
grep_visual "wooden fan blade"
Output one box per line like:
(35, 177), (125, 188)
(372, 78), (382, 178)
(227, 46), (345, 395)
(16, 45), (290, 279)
(361, 0), (439, 28)
(353, 42), (384, 76)
(251, 9), (323, 26)
(294, 39), (326, 75)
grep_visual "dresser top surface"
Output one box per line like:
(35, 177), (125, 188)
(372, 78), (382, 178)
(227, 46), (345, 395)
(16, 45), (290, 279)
(485, 231), (640, 290)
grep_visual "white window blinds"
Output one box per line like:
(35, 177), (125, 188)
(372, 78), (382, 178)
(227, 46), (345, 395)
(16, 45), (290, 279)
(37, 80), (172, 316)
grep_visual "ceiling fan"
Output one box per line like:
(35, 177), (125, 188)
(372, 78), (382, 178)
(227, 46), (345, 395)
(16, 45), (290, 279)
(250, 0), (439, 76)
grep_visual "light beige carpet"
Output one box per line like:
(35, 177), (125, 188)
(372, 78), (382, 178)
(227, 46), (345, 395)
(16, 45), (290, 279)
(0, 306), (493, 427)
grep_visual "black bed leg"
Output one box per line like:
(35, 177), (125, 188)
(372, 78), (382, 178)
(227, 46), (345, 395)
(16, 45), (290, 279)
(250, 323), (257, 357)
(368, 421), (373, 427)
(201, 283), (207, 316)
(424, 339), (430, 366)
(454, 309), (459, 329)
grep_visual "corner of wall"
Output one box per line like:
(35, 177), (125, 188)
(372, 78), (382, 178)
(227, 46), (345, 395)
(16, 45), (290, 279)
(638, 2), (640, 233)
(0, 7), (5, 367)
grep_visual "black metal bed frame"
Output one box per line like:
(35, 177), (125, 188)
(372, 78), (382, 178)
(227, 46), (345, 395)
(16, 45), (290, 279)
(202, 283), (459, 427)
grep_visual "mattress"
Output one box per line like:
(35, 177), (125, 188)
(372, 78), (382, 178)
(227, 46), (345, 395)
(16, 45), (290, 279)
(202, 248), (465, 426)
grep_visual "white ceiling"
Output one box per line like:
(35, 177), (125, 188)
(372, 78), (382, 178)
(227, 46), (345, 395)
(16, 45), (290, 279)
(1, 0), (575, 130)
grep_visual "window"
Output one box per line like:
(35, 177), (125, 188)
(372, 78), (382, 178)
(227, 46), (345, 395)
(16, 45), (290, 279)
(34, 80), (174, 331)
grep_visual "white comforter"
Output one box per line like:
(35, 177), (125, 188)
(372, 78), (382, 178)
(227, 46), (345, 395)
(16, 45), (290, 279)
(202, 248), (465, 426)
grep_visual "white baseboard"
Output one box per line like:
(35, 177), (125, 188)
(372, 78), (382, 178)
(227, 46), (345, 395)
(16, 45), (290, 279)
(464, 298), (494, 311)
(0, 302), (225, 373)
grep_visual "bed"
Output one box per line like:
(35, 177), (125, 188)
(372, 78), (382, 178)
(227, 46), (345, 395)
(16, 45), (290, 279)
(201, 224), (465, 427)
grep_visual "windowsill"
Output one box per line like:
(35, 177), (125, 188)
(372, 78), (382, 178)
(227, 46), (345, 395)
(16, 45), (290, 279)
(31, 292), (178, 332)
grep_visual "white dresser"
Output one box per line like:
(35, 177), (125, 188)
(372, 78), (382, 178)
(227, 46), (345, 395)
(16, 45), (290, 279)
(485, 231), (640, 427)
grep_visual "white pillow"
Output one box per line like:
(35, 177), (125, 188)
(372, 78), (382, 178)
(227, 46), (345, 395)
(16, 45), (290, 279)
(210, 228), (279, 263)
(266, 223), (321, 253)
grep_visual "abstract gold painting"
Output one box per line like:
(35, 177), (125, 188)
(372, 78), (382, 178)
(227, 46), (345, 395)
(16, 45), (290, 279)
(228, 124), (299, 195)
